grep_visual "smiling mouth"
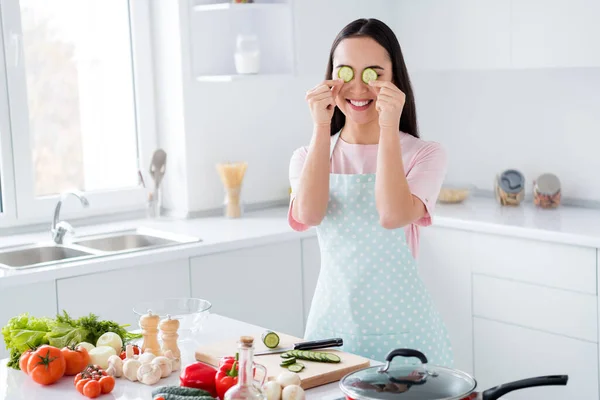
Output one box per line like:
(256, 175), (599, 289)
(347, 99), (373, 110)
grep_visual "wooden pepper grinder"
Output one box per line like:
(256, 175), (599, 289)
(159, 315), (181, 359)
(139, 310), (162, 356)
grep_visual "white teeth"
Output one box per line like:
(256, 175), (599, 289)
(349, 100), (370, 107)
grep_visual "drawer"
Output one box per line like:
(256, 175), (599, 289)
(474, 318), (598, 400)
(471, 232), (596, 294)
(473, 274), (597, 342)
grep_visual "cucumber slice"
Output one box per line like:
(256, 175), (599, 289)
(325, 353), (341, 363)
(262, 331), (280, 349)
(288, 363), (305, 373)
(280, 357), (297, 367)
(361, 67), (378, 84)
(338, 66), (354, 82)
(280, 353), (293, 359)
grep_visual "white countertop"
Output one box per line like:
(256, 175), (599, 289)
(1, 195), (600, 289)
(0, 314), (348, 400)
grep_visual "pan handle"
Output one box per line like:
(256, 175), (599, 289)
(378, 349), (428, 373)
(482, 375), (569, 400)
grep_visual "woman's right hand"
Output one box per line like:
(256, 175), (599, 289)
(305, 79), (344, 127)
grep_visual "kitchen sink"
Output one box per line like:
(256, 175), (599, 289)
(0, 228), (201, 270)
(70, 228), (201, 252)
(0, 244), (96, 269)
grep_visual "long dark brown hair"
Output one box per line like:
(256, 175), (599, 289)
(326, 18), (419, 138)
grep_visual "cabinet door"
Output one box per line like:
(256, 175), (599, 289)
(191, 240), (304, 338)
(511, 0), (600, 68)
(474, 318), (598, 400)
(0, 281), (57, 359)
(395, 0), (511, 71)
(57, 259), (190, 328)
(417, 226), (473, 374)
(301, 236), (320, 327)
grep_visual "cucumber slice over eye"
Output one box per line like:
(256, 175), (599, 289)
(338, 66), (354, 82)
(362, 68), (378, 84)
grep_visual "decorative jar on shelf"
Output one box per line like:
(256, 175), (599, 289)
(234, 34), (260, 74)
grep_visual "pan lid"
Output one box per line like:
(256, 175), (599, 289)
(339, 349), (476, 400)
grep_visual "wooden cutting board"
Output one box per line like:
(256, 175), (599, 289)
(195, 331), (371, 390)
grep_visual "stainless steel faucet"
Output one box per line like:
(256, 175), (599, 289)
(51, 190), (90, 244)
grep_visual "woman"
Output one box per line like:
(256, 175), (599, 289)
(287, 18), (453, 366)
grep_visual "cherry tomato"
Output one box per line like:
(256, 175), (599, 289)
(82, 379), (101, 398)
(99, 375), (115, 394)
(76, 378), (90, 394)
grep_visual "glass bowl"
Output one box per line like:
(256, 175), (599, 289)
(132, 297), (212, 339)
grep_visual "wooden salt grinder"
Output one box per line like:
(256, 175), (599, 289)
(159, 315), (181, 358)
(139, 310), (162, 355)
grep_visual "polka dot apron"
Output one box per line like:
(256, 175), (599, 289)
(303, 132), (454, 367)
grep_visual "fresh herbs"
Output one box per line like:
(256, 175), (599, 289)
(2, 311), (142, 370)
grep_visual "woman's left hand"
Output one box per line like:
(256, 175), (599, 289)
(369, 80), (406, 130)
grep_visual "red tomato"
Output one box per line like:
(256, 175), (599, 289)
(27, 345), (66, 385)
(99, 375), (115, 394)
(82, 379), (101, 398)
(19, 349), (34, 374)
(61, 345), (90, 376)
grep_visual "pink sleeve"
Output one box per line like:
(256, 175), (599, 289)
(288, 147), (311, 231)
(407, 142), (448, 227)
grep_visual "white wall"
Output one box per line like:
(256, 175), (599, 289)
(410, 68), (600, 203)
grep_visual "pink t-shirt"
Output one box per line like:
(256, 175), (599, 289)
(288, 131), (447, 259)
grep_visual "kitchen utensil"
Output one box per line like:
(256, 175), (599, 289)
(139, 310), (162, 355)
(133, 298), (211, 340)
(216, 162), (248, 218)
(494, 169), (525, 206)
(533, 173), (561, 209)
(150, 149), (167, 189)
(254, 337), (343, 356)
(339, 348), (568, 400)
(195, 332), (371, 390)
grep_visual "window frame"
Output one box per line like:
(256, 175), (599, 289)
(0, 0), (157, 228)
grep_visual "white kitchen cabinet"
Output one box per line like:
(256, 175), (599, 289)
(57, 259), (190, 329)
(417, 225), (474, 374)
(511, 0), (600, 68)
(301, 236), (320, 328)
(190, 240), (304, 338)
(395, 0), (511, 71)
(0, 281), (57, 359)
(474, 318), (597, 400)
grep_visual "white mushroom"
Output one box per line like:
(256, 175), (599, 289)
(106, 355), (123, 378)
(137, 363), (162, 385)
(138, 350), (156, 365)
(123, 359), (142, 382)
(263, 380), (283, 400)
(151, 356), (173, 378)
(276, 371), (301, 388)
(163, 350), (181, 372)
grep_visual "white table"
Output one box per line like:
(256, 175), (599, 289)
(0, 314), (347, 400)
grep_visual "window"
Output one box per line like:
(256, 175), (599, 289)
(0, 0), (156, 226)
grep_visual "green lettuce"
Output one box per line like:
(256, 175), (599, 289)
(1, 313), (51, 368)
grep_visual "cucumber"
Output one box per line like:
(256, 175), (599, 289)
(152, 386), (213, 397)
(361, 67), (378, 84)
(338, 66), (354, 82)
(154, 395), (215, 400)
(280, 352), (293, 359)
(288, 363), (305, 373)
(262, 330), (280, 349)
(280, 357), (297, 367)
(285, 350), (341, 364)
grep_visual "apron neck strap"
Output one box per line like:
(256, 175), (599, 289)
(330, 130), (341, 160)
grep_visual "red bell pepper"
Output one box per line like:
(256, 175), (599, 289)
(179, 362), (218, 397)
(215, 355), (239, 399)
